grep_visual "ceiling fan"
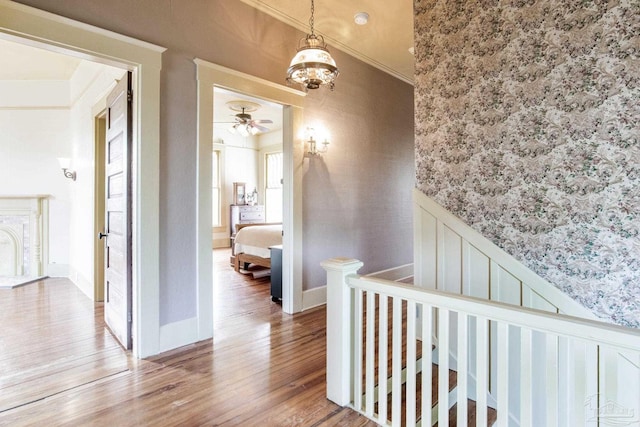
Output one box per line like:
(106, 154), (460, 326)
(216, 100), (273, 136)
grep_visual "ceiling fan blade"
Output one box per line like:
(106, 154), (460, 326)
(253, 123), (270, 133)
(256, 119), (273, 124)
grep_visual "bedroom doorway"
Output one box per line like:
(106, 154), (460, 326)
(213, 86), (284, 301)
(212, 87), (283, 248)
(195, 59), (305, 322)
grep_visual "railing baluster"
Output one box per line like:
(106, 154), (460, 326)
(354, 288), (363, 412)
(475, 316), (488, 426)
(407, 300), (417, 425)
(438, 308), (450, 426)
(421, 303), (433, 427)
(391, 296), (402, 426)
(497, 322), (509, 426)
(365, 291), (375, 417)
(378, 295), (388, 424)
(546, 334), (558, 427)
(457, 312), (468, 425)
(520, 327), (533, 427)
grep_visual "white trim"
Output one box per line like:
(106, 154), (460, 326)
(159, 317), (199, 353)
(195, 59), (306, 324)
(0, 0), (165, 358)
(47, 263), (69, 277)
(413, 189), (597, 320)
(298, 263), (417, 312)
(365, 263), (414, 282)
(302, 286), (326, 310)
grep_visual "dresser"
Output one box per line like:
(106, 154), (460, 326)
(230, 205), (265, 238)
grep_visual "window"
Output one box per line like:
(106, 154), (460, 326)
(265, 151), (283, 223)
(212, 150), (221, 227)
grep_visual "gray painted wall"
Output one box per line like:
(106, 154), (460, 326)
(414, 0), (639, 327)
(14, 0), (414, 323)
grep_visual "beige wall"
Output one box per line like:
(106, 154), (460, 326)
(13, 0), (414, 323)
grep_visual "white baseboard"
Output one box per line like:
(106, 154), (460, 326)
(68, 265), (93, 300)
(366, 263), (414, 282)
(47, 263), (69, 277)
(303, 286), (326, 310)
(159, 317), (198, 353)
(305, 263), (414, 311)
(212, 237), (230, 249)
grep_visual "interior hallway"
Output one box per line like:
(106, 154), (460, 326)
(0, 249), (375, 426)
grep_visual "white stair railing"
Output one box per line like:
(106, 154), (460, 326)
(323, 258), (640, 427)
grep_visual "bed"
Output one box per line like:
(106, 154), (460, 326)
(233, 223), (282, 273)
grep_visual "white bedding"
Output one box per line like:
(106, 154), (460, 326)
(234, 224), (282, 258)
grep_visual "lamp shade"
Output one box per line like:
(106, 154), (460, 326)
(287, 37), (338, 90)
(286, 0), (339, 92)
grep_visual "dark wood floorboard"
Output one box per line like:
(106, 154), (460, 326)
(0, 249), (377, 426)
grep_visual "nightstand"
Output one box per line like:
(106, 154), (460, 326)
(270, 245), (282, 302)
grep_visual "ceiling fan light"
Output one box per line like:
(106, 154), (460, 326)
(249, 125), (260, 135)
(238, 125), (249, 137)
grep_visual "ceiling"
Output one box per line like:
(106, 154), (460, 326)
(239, 0), (415, 84)
(0, 0), (413, 132)
(0, 38), (81, 80)
(213, 87), (283, 137)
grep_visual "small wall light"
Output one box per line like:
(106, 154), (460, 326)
(57, 157), (76, 181)
(305, 127), (330, 157)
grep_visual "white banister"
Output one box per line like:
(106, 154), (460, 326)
(324, 259), (640, 427)
(348, 276), (640, 353)
(321, 257), (363, 406)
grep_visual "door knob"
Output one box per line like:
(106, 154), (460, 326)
(99, 232), (108, 240)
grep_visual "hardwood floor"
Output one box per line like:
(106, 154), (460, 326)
(0, 249), (376, 426)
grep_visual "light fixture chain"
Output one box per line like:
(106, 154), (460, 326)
(309, 0), (315, 35)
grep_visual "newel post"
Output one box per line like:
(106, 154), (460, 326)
(321, 257), (363, 406)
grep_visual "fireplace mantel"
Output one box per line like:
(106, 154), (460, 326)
(0, 195), (50, 277)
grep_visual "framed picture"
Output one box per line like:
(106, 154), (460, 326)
(233, 182), (246, 205)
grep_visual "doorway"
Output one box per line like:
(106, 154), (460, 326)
(212, 87), (284, 306)
(0, 1), (164, 357)
(194, 60), (305, 330)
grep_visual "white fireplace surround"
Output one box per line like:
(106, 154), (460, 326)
(0, 195), (49, 278)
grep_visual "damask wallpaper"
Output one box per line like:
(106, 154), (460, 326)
(414, 0), (639, 327)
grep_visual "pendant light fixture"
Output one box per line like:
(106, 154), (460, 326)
(286, 0), (339, 91)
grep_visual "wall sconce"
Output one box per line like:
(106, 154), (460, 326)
(305, 127), (329, 157)
(57, 157), (76, 181)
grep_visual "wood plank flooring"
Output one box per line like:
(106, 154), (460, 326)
(0, 249), (376, 426)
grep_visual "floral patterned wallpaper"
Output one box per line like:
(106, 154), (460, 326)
(414, 0), (639, 328)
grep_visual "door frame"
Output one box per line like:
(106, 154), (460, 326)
(93, 108), (107, 302)
(195, 59), (305, 332)
(0, 0), (165, 358)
